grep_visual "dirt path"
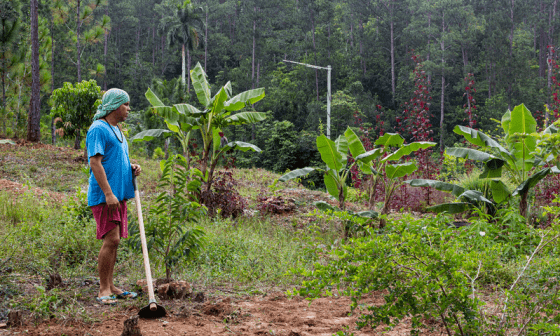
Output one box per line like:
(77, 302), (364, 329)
(2, 292), (444, 335)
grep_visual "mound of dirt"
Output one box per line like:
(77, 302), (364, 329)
(202, 297), (233, 318)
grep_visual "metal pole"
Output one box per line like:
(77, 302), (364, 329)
(327, 65), (331, 139)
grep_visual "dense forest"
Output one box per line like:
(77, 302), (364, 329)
(4, 0), (560, 168)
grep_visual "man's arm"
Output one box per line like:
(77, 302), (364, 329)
(90, 154), (120, 211)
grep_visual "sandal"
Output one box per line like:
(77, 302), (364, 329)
(96, 295), (117, 305)
(116, 291), (138, 299)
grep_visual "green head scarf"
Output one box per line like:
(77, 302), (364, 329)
(92, 88), (130, 121)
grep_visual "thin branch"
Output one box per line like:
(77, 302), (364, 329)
(499, 231), (560, 329)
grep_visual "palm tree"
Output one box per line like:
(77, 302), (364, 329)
(158, 0), (204, 92)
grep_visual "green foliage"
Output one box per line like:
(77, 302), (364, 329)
(234, 118), (299, 173)
(290, 210), (560, 335)
(407, 104), (560, 218)
(49, 80), (102, 149)
(62, 187), (92, 223)
(127, 154), (207, 281)
(156, 0), (204, 87)
(152, 146), (165, 160)
(137, 62), (266, 194)
(22, 285), (62, 318)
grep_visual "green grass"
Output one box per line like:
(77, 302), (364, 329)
(0, 144), (341, 319)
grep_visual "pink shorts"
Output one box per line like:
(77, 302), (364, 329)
(91, 201), (128, 239)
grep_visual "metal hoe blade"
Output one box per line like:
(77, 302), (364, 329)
(138, 301), (167, 319)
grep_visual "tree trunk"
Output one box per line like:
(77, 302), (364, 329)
(427, 0), (431, 84)
(205, 2), (208, 72)
(74, 130), (81, 150)
(76, 0), (82, 82)
(440, 13), (445, 150)
(520, 191), (529, 218)
(27, 0), (41, 143)
(1, 37), (6, 137)
(181, 43), (186, 87)
(152, 18), (155, 67)
(103, 4), (109, 90)
(187, 47), (191, 93)
(310, 10), (319, 101)
(50, 12), (56, 144)
(390, 19), (396, 102)
(251, 11), (256, 140)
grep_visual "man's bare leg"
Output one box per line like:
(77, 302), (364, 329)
(98, 226), (120, 297)
(108, 240), (124, 295)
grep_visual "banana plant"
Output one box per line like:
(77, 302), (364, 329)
(406, 104), (559, 218)
(404, 179), (508, 214)
(279, 127), (435, 221)
(133, 62), (267, 191)
(352, 132), (436, 216)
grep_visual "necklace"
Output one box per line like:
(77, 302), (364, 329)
(102, 118), (123, 143)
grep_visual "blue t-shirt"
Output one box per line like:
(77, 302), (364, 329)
(86, 120), (134, 207)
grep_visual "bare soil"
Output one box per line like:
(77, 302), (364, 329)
(2, 292), (444, 335)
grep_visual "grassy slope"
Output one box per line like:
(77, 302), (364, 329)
(0, 142), (358, 321)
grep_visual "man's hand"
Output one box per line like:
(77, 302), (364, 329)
(131, 164), (141, 176)
(105, 193), (120, 215)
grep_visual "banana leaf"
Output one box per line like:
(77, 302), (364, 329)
(324, 170), (340, 199)
(507, 103), (537, 136)
(357, 161), (374, 175)
(131, 129), (173, 142)
(404, 179), (465, 197)
(223, 141), (262, 153)
(314, 201), (337, 212)
(375, 133), (404, 147)
(335, 135), (349, 162)
(385, 162), (418, 179)
(355, 148), (384, 163)
(478, 158), (505, 178)
(458, 190), (493, 205)
(453, 125), (510, 154)
(212, 128), (222, 153)
(544, 124), (559, 134)
(224, 88), (265, 111)
(355, 210), (379, 218)
(225, 112), (268, 126)
(145, 88), (166, 107)
(382, 142), (436, 162)
(174, 103), (205, 115)
(489, 180), (510, 203)
(211, 87), (229, 115)
(344, 127), (366, 157)
(317, 135), (344, 172)
(427, 202), (474, 214)
(446, 147), (496, 162)
(191, 63), (212, 108)
(278, 167), (316, 182)
(512, 168), (550, 196)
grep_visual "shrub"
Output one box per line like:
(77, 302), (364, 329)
(127, 154), (207, 282)
(152, 146), (165, 160)
(201, 171), (247, 218)
(290, 212), (560, 335)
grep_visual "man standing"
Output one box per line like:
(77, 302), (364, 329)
(87, 88), (140, 305)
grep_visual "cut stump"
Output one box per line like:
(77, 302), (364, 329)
(121, 315), (142, 336)
(7, 311), (22, 327)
